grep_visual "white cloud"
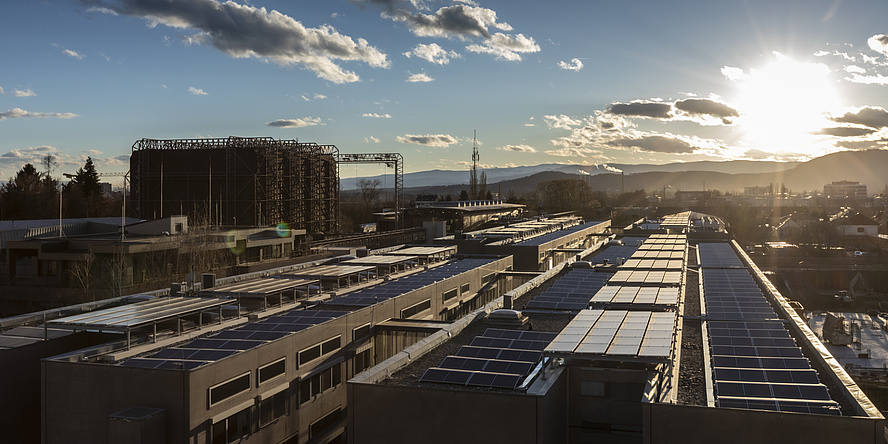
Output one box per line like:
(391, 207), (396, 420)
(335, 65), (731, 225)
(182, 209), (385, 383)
(12, 89), (35, 97)
(403, 43), (460, 65)
(362, 113), (392, 118)
(496, 144), (536, 153)
(721, 66), (746, 81)
(266, 117), (323, 128)
(365, 136), (380, 143)
(396, 133), (457, 147)
(868, 34), (888, 57)
(188, 86), (208, 95)
(100, 0), (390, 84)
(0, 108), (78, 120)
(406, 72), (434, 82)
(543, 114), (584, 130)
(558, 58), (583, 72)
(63, 49), (84, 59)
(466, 33), (539, 61)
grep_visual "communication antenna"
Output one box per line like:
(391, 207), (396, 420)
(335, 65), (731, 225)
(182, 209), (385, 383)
(470, 130), (480, 199)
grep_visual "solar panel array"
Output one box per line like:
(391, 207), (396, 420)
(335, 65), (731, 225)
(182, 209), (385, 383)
(698, 243), (745, 268)
(524, 268), (611, 311)
(589, 286), (679, 307)
(587, 244), (640, 265)
(546, 309), (675, 360)
(516, 221), (605, 246)
(702, 269), (777, 321)
(324, 258), (499, 307)
(619, 258), (683, 270)
(121, 310), (345, 369)
(608, 270), (682, 285)
(419, 328), (556, 389)
(701, 242), (840, 415)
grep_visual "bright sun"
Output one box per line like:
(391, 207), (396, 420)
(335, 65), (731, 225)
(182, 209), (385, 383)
(728, 52), (842, 157)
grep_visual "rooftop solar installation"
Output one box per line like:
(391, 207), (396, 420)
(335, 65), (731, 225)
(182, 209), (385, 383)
(619, 259), (683, 270)
(716, 397), (840, 415)
(524, 268), (611, 311)
(545, 310), (675, 360)
(698, 242), (746, 268)
(515, 221), (605, 246)
(589, 286), (679, 307)
(324, 258), (500, 308)
(702, 241), (840, 415)
(48, 297), (227, 332)
(201, 277), (318, 297)
(588, 245), (641, 264)
(630, 250), (685, 260)
(419, 329), (554, 390)
(385, 246), (456, 257)
(119, 309), (345, 369)
(342, 255), (418, 265)
(278, 265), (375, 278)
(702, 268), (777, 321)
(608, 270), (682, 286)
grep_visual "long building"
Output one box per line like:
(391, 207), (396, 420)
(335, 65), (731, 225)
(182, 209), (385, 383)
(3, 213), (885, 443)
(130, 137), (339, 232)
(348, 212), (886, 443)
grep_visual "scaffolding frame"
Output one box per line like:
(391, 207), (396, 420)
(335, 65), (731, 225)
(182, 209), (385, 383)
(336, 153), (403, 227)
(131, 137), (339, 232)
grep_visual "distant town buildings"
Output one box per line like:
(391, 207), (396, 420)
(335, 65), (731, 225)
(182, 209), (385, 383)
(824, 180), (868, 198)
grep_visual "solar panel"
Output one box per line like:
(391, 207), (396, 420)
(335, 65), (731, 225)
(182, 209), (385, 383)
(716, 397), (840, 415)
(525, 269), (611, 311)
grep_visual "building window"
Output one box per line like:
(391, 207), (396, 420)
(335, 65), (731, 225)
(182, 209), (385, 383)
(258, 358), (286, 385)
(209, 372), (251, 407)
(259, 391), (287, 427)
(353, 349), (373, 375)
(460, 283), (470, 294)
(400, 298), (431, 319)
(300, 364), (342, 404)
(212, 406), (251, 444)
(310, 407), (342, 439)
(857, 227), (865, 233)
(353, 323), (371, 341)
(443, 288), (458, 303)
(298, 336), (342, 366)
(482, 272), (496, 285)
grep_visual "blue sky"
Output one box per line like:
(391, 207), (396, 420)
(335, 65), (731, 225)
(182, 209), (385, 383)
(3, 0), (888, 183)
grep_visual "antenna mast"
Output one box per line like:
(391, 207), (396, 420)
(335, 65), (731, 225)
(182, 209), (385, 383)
(470, 130), (480, 199)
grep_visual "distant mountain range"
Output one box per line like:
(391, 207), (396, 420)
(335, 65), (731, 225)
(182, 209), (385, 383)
(341, 150), (887, 196)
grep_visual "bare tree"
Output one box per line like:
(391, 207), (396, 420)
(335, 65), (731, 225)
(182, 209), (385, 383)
(69, 251), (95, 301)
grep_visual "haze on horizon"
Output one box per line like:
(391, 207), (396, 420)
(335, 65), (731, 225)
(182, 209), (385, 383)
(2, 0), (888, 183)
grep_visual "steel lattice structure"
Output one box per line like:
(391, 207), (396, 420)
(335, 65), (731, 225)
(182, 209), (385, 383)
(131, 137), (338, 233)
(336, 153), (403, 227)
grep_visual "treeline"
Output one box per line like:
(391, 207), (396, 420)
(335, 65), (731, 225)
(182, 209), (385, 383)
(0, 156), (122, 220)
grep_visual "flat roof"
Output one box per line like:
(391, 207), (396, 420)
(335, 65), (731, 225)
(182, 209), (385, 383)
(120, 309), (346, 370)
(516, 221), (607, 247)
(201, 277), (318, 297)
(279, 264), (375, 278)
(384, 246), (456, 257)
(324, 257), (500, 308)
(545, 309), (676, 362)
(343, 255), (418, 265)
(47, 297), (227, 332)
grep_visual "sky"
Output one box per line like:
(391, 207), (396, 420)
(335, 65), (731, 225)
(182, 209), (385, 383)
(3, 0), (888, 184)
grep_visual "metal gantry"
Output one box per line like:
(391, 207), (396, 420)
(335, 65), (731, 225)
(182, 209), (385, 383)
(336, 153), (404, 227)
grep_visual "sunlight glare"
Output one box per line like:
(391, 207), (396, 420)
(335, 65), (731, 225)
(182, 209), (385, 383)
(729, 53), (842, 156)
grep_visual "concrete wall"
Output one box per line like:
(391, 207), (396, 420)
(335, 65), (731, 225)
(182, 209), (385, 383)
(643, 402), (886, 444)
(348, 382), (561, 444)
(43, 360), (188, 444)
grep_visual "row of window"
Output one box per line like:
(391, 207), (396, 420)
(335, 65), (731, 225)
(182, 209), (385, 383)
(209, 335), (343, 408)
(211, 394), (341, 444)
